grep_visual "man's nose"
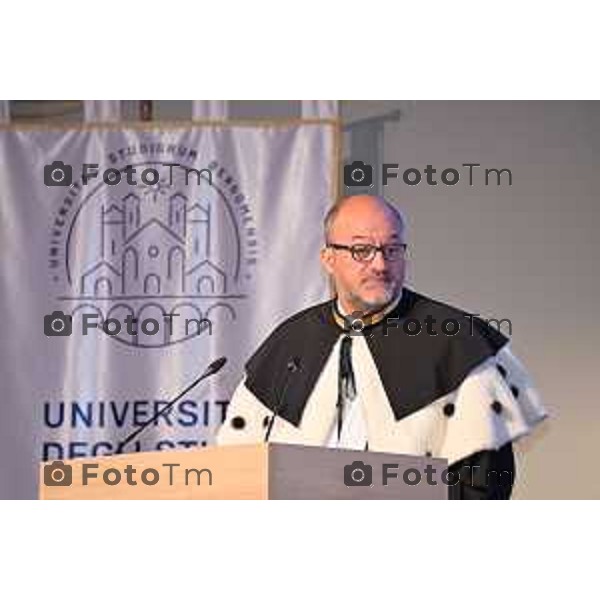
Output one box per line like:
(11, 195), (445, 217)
(370, 249), (388, 272)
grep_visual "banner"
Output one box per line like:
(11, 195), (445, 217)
(0, 122), (337, 498)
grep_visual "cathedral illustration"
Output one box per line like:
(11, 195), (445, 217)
(79, 191), (227, 297)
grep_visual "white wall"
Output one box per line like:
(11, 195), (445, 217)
(369, 100), (600, 498)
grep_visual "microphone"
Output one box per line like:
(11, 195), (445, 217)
(264, 357), (301, 442)
(114, 356), (227, 454)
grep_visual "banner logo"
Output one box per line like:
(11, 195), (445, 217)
(47, 145), (258, 348)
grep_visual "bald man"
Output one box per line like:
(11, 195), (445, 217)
(217, 195), (547, 499)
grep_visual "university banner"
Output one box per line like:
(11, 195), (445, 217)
(0, 122), (337, 498)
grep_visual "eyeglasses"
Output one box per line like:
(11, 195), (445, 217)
(326, 242), (407, 263)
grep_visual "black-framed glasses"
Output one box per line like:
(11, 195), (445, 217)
(326, 242), (407, 263)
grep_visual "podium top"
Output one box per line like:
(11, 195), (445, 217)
(39, 443), (449, 500)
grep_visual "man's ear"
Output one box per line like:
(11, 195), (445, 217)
(320, 246), (334, 276)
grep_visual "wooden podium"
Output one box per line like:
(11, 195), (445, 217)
(39, 443), (449, 500)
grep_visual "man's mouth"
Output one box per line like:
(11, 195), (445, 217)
(363, 278), (391, 287)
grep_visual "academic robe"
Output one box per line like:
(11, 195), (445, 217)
(216, 287), (548, 499)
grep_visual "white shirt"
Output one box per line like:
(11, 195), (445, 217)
(324, 333), (369, 450)
(325, 294), (404, 450)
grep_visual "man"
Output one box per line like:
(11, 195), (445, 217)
(217, 195), (547, 499)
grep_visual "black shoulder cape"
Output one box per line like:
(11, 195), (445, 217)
(245, 288), (508, 427)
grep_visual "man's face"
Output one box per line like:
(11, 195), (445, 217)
(320, 199), (406, 314)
